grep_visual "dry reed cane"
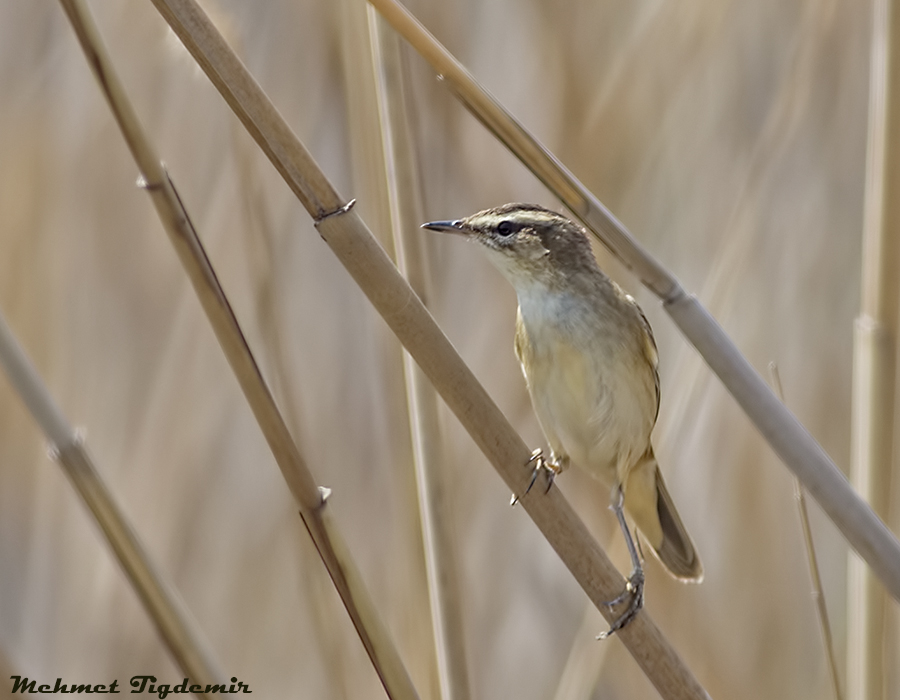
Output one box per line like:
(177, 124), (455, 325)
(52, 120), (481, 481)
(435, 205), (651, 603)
(848, 0), (900, 698)
(145, 1), (711, 699)
(58, 1), (421, 698)
(0, 309), (226, 699)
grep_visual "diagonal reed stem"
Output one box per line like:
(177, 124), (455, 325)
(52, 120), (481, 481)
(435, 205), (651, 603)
(0, 310), (226, 699)
(366, 0), (900, 605)
(145, 1), (711, 698)
(58, 2), (420, 699)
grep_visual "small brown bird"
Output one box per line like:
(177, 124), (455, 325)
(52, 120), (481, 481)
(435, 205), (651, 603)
(423, 203), (702, 636)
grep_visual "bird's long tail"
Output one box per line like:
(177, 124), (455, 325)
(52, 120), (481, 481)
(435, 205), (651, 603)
(624, 453), (703, 582)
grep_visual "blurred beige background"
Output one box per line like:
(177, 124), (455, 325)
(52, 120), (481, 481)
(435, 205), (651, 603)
(0, 0), (896, 698)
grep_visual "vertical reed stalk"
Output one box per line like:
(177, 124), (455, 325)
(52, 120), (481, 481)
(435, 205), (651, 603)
(369, 9), (472, 700)
(338, 3), (439, 690)
(849, 0), (900, 698)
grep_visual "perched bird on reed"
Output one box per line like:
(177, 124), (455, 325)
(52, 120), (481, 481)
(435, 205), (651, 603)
(423, 203), (702, 636)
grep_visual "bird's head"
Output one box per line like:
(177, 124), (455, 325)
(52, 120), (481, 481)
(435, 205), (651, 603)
(421, 203), (598, 290)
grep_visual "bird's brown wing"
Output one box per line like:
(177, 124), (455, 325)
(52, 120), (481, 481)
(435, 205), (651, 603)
(632, 302), (661, 424)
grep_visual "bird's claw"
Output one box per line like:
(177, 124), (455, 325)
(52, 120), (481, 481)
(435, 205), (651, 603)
(510, 449), (560, 506)
(597, 569), (645, 639)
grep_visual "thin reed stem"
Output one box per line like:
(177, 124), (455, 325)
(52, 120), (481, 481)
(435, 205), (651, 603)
(769, 363), (842, 700)
(369, 8), (472, 700)
(848, 0), (900, 697)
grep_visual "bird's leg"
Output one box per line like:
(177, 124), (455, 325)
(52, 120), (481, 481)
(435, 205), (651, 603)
(598, 487), (645, 639)
(510, 449), (565, 506)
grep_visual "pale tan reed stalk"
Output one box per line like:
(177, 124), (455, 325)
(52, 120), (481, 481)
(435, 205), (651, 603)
(769, 363), (842, 700)
(145, 1), (711, 698)
(849, 0), (900, 697)
(369, 9), (472, 700)
(58, 2), (421, 699)
(337, 3), (440, 689)
(367, 0), (900, 604)
(0, 310), (226, 699)
(338, 0), (394, 253)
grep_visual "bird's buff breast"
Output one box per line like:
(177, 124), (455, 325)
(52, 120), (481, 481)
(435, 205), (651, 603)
(516, 306), (653, 487)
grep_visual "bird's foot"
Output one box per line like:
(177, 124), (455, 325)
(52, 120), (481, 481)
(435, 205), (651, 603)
(597, 568), (644, 639)
(510, 449), (561, 506)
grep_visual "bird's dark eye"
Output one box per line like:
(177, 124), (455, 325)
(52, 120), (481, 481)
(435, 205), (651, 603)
(497, 221), (515, 236)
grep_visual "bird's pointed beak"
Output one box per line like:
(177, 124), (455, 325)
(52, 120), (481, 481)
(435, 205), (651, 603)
(421, 219), (468, 235)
